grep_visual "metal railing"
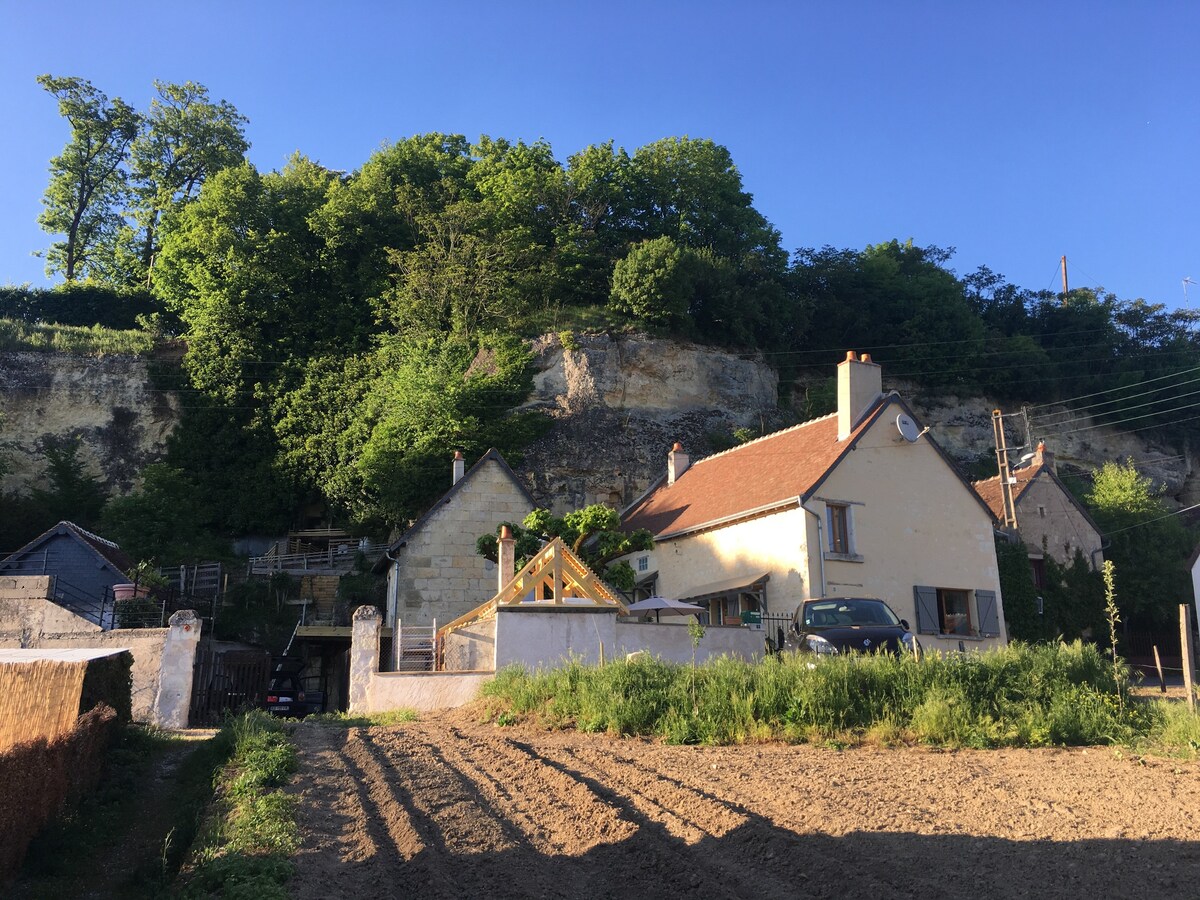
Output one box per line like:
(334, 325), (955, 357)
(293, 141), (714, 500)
(247, 541), (388, 575)
(51, 576), (115, 630)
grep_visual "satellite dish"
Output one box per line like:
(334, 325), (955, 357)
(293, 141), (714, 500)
(896, 413), (920, 443)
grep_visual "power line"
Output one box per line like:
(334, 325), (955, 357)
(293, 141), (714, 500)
(1031, 384), (1200, 427)
(1044, 399), (1200, 436)
(1025, 363), (1200, 411)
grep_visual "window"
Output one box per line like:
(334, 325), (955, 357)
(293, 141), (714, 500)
(937, 588), (972, 636)
(1029, 557), (1046, 589)
(827, 504), (850, 554)
(637, 555), (649, 572)
(915, 586), (1000, 638)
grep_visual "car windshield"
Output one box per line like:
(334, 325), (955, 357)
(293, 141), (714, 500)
(803, 599), (900, 628)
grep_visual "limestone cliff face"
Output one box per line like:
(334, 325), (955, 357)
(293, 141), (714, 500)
(518, 335), (782, 513)
(1, 341), (1195, 520)
(903, 389), (1191, 498)
(0, 352), (179, 495)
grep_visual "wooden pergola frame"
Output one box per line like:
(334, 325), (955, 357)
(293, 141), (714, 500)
(437, 538), (626, 641)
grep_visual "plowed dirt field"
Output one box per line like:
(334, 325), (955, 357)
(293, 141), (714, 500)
(287, 715), (1200, 899)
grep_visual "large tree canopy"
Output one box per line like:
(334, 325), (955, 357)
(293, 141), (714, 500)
(127, 80), (249, 286)
(37, 75), (139, 282)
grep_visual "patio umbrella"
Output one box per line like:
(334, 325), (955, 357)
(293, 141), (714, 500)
(624, 596), (705, 623)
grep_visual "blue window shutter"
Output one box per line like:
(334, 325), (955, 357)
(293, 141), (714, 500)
(913, 585), (939, 635)
(976, 590), (1000, 637)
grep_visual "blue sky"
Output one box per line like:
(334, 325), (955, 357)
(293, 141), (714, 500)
(2, 1), (1197, 307)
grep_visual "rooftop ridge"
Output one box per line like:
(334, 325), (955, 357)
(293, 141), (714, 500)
(690, 411), (839, 469)
(60, 520), (121, 550)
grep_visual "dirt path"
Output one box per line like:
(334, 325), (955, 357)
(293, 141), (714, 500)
(287, 715), (1200, 899)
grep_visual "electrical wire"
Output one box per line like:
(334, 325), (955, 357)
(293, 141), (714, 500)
(1024, 363), (1200, 412)
(1031, 384), (1200, 427)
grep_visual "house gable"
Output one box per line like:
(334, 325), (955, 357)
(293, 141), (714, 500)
(973, 464), (1104, 566)
(381, 450), (537, 627)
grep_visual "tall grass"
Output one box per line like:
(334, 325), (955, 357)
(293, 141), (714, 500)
(0, 318), (155, 356)
(482, 641), (1179, 749)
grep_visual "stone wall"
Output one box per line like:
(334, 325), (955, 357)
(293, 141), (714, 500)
(0, 576), (100, 641)
(0, 580), (200, 727)
(0, 352), (179, 495)
(387, 459), (534, 628)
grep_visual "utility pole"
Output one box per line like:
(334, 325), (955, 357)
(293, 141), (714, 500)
(992, 409), (1019, 530)
(1061, 255), (1069, 298)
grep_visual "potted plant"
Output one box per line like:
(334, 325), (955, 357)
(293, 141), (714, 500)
(113, 561), (170, 628)
(112, 561), (168, 600)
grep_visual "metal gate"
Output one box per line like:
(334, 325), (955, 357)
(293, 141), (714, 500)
(761, 613), (792, 652)
(189, 641), (271, 726)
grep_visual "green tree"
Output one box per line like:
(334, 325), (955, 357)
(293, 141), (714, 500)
(1083, 460), (1194, 631)
(476, 505), (654, 591)
(792, 240), (985, 386)
(27, 440), (109, 531)
(994, 538), (1042, 642)
(100, 463), (228, 562)
(37, 75), (139, 282)
(127, 80), (249, 287)
(155, 156), (362, 401)
(609, 236), (696, 331)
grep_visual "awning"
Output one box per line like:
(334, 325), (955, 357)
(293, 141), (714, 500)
(677, 572), (770, 603)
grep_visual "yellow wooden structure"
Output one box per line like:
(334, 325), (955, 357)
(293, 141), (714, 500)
(437, 538), (626, 643)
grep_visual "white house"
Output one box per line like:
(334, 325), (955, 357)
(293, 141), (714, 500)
(620, 352), (1008, 652)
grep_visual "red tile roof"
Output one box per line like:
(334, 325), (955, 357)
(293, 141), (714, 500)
(972, 464), (1043, 522)
(623, 402), (888, 538)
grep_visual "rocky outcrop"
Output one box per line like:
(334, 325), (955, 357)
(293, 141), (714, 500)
(904, 389), (1192, 498)
(0, 352), (179, 495)
(519, 335), (781, 512)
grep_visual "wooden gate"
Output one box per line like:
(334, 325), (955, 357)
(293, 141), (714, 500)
(189, 641), (271, 726)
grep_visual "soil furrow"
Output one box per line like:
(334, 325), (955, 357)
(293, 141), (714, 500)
(287, 716), (1200, 900)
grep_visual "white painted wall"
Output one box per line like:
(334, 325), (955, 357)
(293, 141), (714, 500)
(367, 671), (493, 712)
(614, 622), (763, 664)
(442, 617), (496, 671)
(650, 505), (814, 615)
(494, 607), (617, 669)
(816, 418), (1006, 651)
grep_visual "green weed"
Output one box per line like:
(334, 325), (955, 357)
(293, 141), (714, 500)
(481, 641), (1178, 749)
(178, 711), (298, 897)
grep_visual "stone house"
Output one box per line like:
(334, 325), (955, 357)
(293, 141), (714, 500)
(973, 444), (1104, 588)
(620, 352), (1008, 651)
(374, 449), (536, 630)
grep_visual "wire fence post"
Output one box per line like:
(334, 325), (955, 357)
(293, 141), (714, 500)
(1182, 604), (1196, 713)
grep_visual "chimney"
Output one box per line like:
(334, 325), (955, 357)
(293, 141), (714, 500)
(497, 524), (516, 593)
(667, 442), (690, 485)
(452, 450), (465, 484)
(837, 351), (883, 440)
(1033, 441), (1056, 473)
